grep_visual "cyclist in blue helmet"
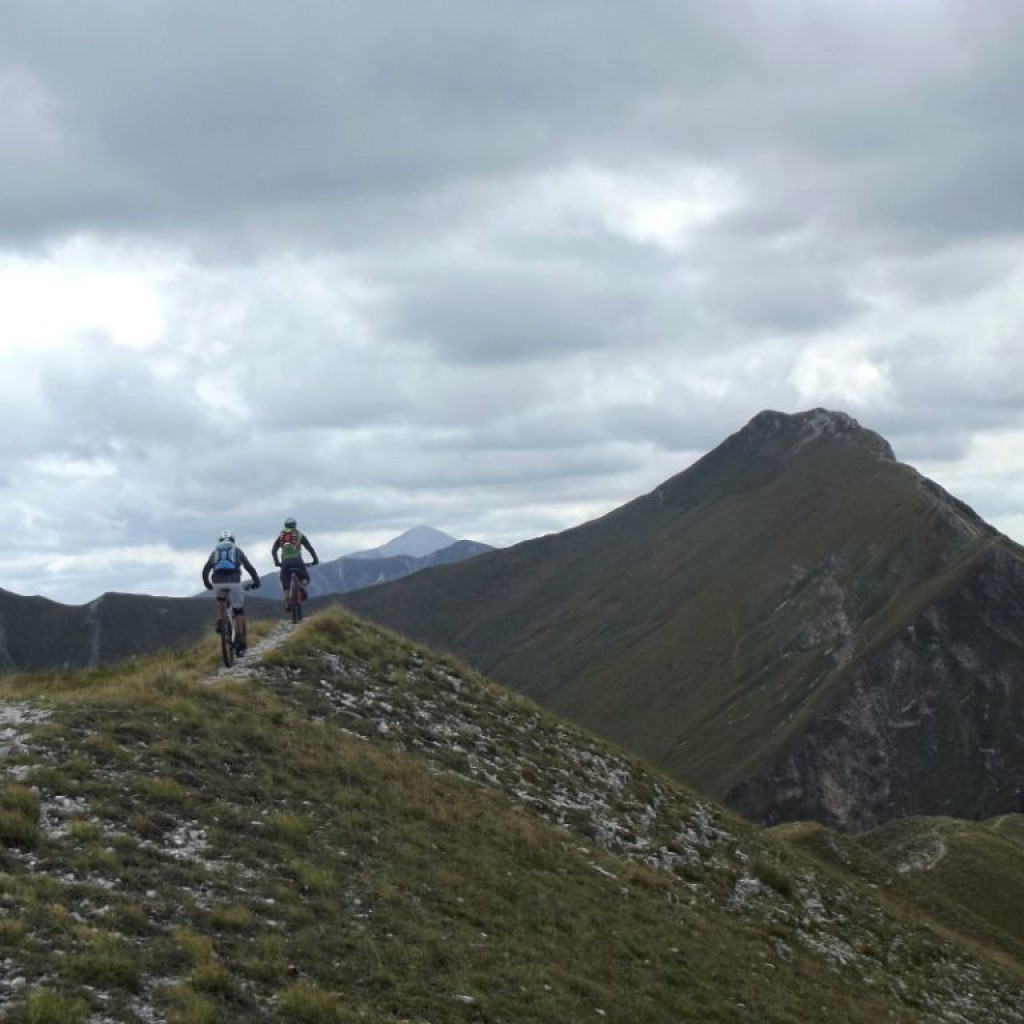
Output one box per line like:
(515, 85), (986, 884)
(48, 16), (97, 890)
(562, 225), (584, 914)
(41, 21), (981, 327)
(202, 530), (261, 653)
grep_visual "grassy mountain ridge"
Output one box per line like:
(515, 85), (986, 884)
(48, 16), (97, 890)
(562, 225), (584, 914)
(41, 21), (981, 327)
(1, 607), (1023, 1021)
(343, 409), (1024, 829)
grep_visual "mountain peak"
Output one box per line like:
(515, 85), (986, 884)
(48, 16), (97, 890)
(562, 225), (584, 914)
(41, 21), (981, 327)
(742, 407), (896, 461)
(348, 526), (458, 560)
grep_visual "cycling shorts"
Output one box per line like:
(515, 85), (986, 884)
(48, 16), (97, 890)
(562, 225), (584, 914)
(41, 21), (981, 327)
(279, 559), (309, 586)
(213, 582), (246, 612)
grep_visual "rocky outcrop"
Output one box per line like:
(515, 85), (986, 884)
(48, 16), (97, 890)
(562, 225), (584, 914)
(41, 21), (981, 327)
(731, 541), (1024, 831)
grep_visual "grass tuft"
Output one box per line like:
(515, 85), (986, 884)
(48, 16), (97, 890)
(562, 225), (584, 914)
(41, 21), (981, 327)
(23, 989), (90, 1024)
(0, 781), (40, 848)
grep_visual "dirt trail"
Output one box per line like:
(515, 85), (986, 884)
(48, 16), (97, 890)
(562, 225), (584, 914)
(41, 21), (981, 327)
(208, 620), (297, 684)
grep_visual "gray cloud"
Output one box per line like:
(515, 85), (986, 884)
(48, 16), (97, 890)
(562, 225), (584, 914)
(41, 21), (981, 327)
(3, 1), (1024, 603)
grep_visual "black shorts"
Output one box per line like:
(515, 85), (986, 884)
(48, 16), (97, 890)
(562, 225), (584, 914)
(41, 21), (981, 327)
(279, 559), (309, 586)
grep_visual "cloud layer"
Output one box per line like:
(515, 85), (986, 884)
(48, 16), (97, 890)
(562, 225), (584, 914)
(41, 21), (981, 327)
(3, 0), (1024, 603)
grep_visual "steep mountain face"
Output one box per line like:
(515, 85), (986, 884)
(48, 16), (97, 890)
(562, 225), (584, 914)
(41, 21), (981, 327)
(307, 539), (493, 599)
(345, 408), (1024, 832)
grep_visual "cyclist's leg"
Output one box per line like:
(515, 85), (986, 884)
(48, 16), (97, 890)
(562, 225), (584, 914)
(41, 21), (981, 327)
(228, 582), (246, 648)
(214, 587), (229, 632)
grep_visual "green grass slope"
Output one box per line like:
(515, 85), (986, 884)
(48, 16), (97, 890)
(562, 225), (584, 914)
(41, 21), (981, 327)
(343, 410), (1011, 807)
(2, 608), (1023, 1022)
(776, 816), (1024, 977)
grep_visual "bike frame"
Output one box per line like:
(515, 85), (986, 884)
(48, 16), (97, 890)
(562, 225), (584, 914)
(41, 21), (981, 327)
(216, 582), (253, 667)
(216, 590), (238, 667)
(288, 569), (304, 623)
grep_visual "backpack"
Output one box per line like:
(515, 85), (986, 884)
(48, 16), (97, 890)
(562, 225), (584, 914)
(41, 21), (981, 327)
(213, 541), (239, 571)
(280, 529), (303, 560)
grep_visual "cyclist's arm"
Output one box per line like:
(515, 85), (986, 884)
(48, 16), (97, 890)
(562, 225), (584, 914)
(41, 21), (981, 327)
(201, 554), (215, 590)
(271, 534), (282, 566)
(240, 552), (261, 586)
(301, 536), (320, 564)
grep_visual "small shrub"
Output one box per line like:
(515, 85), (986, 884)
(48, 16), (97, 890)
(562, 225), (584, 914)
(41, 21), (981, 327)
(289, 859), (337, 895)
(172, 927), (214, 966)
(165, 984), (219, 1024)
(191, 959), (234, 995)
(0, 782), (40, 848)
(267, 811), (314, 847)
(278, 982), (349, 1024)
(750, 856), (795, 900)
(24, 988), (89, 1024)
(0, 917), (27, 949)
(108, 900), (149, 936)
(68, 819), (103, 842)
(70, 930), (141, 991)
(141, 777), (188, 804)
(80, 843), (120, 873)
(210, 902), (254, 931)
(241, 935), (288, 983)
(82, 733), (129, 764)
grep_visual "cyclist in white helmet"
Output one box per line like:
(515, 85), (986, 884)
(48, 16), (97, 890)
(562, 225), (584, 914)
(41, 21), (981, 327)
(271, 516), (319, 611)
(202, 531), (261, 653)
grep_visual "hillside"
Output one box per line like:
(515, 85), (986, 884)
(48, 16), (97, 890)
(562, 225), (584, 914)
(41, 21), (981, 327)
(1, 607), (1023, 1022)
(343, 408), (1024, 831)
(0, 588), (276, 674)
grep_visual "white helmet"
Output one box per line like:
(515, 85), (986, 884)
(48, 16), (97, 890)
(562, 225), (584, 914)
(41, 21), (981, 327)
(219, 530), (234, 542)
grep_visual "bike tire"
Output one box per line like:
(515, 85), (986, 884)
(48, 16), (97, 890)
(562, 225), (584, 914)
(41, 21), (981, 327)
(221, 616), (235, 668)
(291, 582), (301, 623)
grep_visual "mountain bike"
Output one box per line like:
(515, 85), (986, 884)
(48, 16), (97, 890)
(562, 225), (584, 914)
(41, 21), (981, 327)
(286, 568), (306, 624)
(217, 582), (254, 667)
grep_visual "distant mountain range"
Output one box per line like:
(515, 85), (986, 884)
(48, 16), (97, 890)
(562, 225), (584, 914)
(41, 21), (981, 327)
(303, 528), (493, 599)
(347, 525), (464, 560)
(344, 409), (1024, 833)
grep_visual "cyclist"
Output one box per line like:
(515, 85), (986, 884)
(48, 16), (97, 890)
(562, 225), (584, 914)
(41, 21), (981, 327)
(202, 531), (261, 654)
(271, 516), (320, 611)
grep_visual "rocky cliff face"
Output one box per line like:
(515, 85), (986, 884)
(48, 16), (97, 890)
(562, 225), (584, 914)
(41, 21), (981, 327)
(731, 540), (1024, 831)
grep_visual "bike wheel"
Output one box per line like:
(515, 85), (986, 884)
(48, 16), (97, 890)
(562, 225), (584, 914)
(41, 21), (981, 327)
(291, 580), (302, 623)
(221, 616), (235, 667)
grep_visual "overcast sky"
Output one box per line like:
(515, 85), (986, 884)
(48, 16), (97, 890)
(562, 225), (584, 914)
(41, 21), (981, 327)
(3, 0), (1024, 605)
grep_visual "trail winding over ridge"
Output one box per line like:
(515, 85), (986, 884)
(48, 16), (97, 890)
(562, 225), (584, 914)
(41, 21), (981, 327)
(207, 620), (296, 684)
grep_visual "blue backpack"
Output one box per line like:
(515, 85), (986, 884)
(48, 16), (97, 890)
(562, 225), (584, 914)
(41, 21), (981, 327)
(213, 541), (239, 572)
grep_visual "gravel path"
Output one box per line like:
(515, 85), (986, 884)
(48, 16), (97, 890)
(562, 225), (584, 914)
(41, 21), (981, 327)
(208, 619), (296, 683)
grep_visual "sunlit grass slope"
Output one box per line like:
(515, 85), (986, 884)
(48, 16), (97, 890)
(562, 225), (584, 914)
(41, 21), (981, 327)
(0, 608), (1022, 1022)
